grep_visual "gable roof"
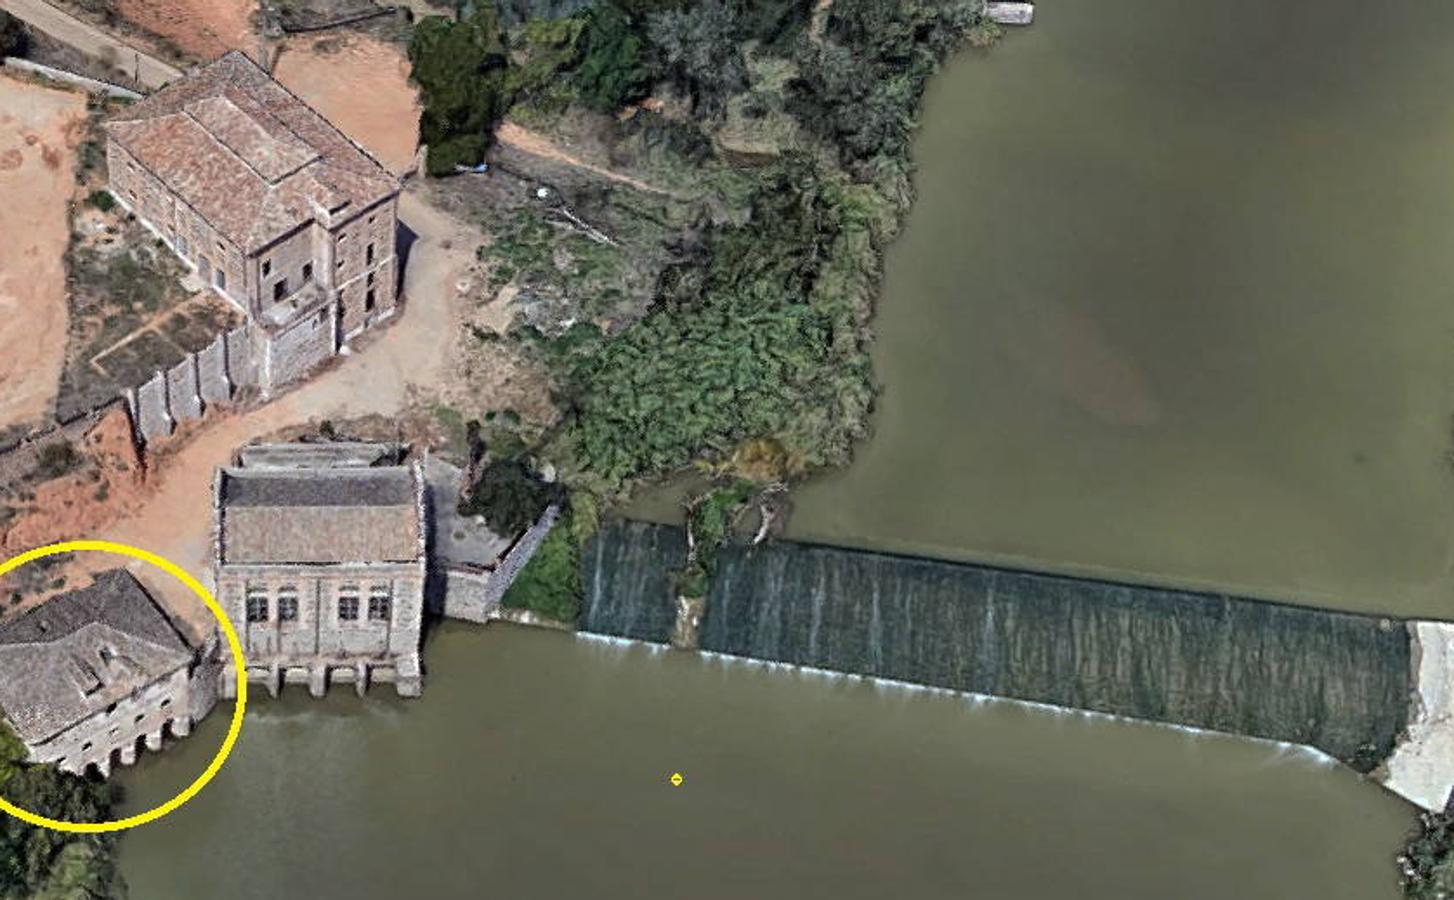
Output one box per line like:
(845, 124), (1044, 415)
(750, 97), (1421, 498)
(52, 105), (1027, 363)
(104, 51), (399, 252)
(0, 570), (194, 745)
(218, 465), (423, 565)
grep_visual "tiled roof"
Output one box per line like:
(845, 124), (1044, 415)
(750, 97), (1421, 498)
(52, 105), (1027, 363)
(0, 571), (194, 745)
(219, 467), (422, 564)
(104, 51), (398, 252)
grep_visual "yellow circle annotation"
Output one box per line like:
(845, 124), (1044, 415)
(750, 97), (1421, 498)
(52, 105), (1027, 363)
(0, 540), (248, 834)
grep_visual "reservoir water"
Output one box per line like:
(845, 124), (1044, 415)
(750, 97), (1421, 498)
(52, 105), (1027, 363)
(634, 0), (1454, 619)
(119, 0), (1445, 894)
(117, 624), (1414, 900)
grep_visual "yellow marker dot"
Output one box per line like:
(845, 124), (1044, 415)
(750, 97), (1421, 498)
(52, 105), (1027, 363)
(669, 772), (684, 787)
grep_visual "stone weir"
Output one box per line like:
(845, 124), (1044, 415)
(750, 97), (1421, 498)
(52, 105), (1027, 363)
(582, 521), (1423, 793)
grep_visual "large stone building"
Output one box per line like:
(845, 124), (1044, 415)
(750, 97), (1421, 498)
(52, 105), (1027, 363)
(213, 446), (427, 698)
(0, 570), (217, 778)
(103, 51), (402, 393)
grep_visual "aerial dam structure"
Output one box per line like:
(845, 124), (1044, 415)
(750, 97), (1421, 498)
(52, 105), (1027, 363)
(581, 520), (1453, 811)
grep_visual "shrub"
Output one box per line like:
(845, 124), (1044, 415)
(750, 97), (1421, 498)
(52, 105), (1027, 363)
(458, 457), (558, 536)
(35, 441), (79, 480)
(501, 512), (582, 621)
(86, 191), (116, 212)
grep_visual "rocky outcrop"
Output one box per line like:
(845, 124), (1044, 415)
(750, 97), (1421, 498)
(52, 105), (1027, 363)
(1380, 621), (1454, 811)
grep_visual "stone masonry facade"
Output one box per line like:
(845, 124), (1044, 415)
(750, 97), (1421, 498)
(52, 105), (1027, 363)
(103, 51), (401, 396)
(0, 571), (219, 778)
(214, 452), (427, 699)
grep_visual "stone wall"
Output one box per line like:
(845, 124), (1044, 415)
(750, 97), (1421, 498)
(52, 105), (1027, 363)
(128, 322), (253, 444)
(439, 505), (561, 624)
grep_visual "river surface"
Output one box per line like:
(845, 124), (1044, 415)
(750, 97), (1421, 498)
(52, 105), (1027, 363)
(118, 624), (1413, 900)
(632, 0), (1454, 619)
(118, 1), (1443, 895)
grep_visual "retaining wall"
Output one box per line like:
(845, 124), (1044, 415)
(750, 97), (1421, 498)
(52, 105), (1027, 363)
(129, 323), (252, 444)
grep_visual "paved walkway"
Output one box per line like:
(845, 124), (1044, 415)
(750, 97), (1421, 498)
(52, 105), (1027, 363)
(0, 0), (182, 88)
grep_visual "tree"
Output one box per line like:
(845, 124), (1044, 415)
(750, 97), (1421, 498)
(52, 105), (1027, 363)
(573, 3), (652, 112)
(0, 723), (121, 900)
(646, 0), (747, 108)
(408, 9), (510, 174)
(459, 457), (557, 536)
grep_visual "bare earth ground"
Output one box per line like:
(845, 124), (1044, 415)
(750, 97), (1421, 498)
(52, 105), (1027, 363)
(113, 0), (256, 59)
(0, 75), (86, 433)
(273, 33), (420, 175)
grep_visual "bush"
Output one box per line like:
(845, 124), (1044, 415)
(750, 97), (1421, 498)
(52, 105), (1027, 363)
(1402, 808), (1454, 899)
(86, 191), (116, 212)
(573, 2), (651, 112)
(501, 512), (582, 621)
(35, 442), (79, 480)
(458, 457), (557, 536)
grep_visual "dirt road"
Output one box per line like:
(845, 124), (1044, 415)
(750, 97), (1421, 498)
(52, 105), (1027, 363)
(0, 0), (182, 87)
(0, 74), (86, 432)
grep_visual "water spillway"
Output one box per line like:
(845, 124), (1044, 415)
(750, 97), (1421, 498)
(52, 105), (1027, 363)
(582, 521), (1411, 771)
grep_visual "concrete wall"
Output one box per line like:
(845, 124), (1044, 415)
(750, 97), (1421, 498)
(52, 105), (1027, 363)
(0, 57), (142, 99)
(197, 335), (232, 406)
(134, 371), (172, 441)
(440, 505), (561, 624)
(166, 356), (202, 422)
(1379, 621), (1454, 811)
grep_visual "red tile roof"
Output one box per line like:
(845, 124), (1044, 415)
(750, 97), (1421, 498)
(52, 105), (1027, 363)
(105, 51), (399, 252)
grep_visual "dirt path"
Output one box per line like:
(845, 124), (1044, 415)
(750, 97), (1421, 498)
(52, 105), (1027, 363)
(96, 187), (482, 629)
(113, 0), (256, 60)
(273, 33), (421, 175)
(0, 75), (87, 432)
(0, 0), (183, 86)
(496, 121), (669, 195)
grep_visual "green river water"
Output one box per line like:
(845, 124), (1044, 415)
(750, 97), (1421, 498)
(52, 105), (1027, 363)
(118, 0), (1453, 895)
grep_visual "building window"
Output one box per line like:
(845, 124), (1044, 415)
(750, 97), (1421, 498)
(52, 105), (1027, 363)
(365, 289), (375, 312)
(161, 698), (172, 708)
(217, 241), (225, 252)
(134, 713), (145, 724)
(81, 742), (92, 752)
(277, 585), (298, 622)
(302, 262), (313, 282)
(273, 279), (287, 302)
(245, 591), (269, 623)
(366, 243), (375, 265)
(216, 269), (226, 290)
(368, 593), (391, 622)
(367, 271), (375, 287)
(338, 596), (359, 622)
(262, 259), (271, 276)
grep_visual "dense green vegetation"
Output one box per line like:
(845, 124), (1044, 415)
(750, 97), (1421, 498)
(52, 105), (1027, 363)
(0, 724), (123, 900)
(501, 509), (584, 621)
(421, 0), (997, 611)
(1402, 808), (1454, 899)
